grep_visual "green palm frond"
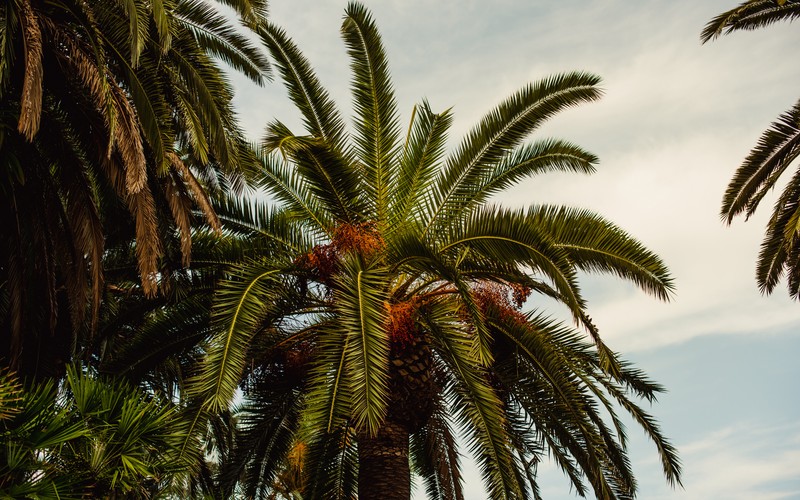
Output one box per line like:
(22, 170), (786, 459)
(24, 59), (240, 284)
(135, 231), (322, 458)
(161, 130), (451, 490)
(258, 21), (348, 148)
(465, 139), (598, 210)
(115, 0), (150, 66)
(221, 378), (303, 498)
(176, 0), (270, 84)
(424, 298), (522, 498)
(213, 193), (311, 253)
(704, 2), (800, 298)
(192, 259), (287, 410)
(392, 100), (453, 227)
(442, 205), (585, 317)
(424, 72), (603, 233)
(98, 292), (212, 383)
(342, 2), (401, 220)
(756, 167), (800, 295)
(214, 0), (268, 27)
(409, 396), (464, 500)
(264, 121), (365, 221)
(302, 319), (355, 435)
(257, 150), (333, 234)
(527, 204), (675, 301)
(302, 425), (359, 500)
(701, 0), (800, 42)
(332, 255), (391, 435)
(722, 99), (800, 222)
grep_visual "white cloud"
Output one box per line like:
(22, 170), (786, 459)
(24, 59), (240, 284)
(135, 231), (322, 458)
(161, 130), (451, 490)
(642, 422), (800, 500)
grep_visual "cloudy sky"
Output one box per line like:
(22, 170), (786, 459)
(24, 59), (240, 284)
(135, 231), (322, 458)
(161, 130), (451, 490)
(227, 1), (800, 498)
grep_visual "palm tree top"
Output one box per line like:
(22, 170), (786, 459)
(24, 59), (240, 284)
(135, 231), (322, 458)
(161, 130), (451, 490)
(187, 3), (680, 498)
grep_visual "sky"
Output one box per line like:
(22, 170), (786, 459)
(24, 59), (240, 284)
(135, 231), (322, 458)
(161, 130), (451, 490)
(226, 1), (800, 498)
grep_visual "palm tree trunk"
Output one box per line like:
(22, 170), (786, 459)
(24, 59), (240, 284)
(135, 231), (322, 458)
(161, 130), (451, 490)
(357, 420), (410, 499)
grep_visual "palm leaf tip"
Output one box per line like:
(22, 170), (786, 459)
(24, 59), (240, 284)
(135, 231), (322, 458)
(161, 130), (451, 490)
(701, 0), (800, 43)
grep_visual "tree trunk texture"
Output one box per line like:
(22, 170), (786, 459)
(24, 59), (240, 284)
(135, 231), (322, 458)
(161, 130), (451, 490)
(357, 420), (410, 500)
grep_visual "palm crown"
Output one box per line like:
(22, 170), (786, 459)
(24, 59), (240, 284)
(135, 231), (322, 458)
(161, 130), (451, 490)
(191, 3), (681, 498)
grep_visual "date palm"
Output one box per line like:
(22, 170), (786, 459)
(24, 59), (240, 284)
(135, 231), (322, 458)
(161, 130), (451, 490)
(191, 3), (681, 498)
(702, 0), (800, 298)
(0, 0), (270, 377)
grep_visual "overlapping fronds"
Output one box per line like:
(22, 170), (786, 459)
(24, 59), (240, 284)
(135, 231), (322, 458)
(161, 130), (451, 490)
(264, 121), (365, 222)
(722, 99), (800, 222)
(190, 3), (679, 498)
(442, 205), (585, 318)
(422, 298), (522, 498)
(176, 0), (270, 84)
(0, 0), (270, 376)
(193, 259), (287, 411)
(423, 72), (603, 234)
(391, 100), (453, 227)
(409, 396), (464, 500)
(527, 205), (675, 300)
(704, 1), (800, 299)
(0, 365), (192, 498)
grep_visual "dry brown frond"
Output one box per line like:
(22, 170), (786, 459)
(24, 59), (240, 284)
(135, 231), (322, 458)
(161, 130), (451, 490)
(110, 84), (147, 194)
(168, 152), (221, 234)
(164, 170), (194, 266)
(128, 187), (162, 297)
(17, 0), (43, 141)
(63, 167), (105, 335)
(50, 23), (146, 194)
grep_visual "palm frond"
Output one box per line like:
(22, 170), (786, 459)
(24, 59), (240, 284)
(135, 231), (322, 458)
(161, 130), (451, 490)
(332, 255), (390, 435)
(342, 1), (401, 220)
(722, 98), (800, 222)
(264, 121), (365, 222)
(424, 72), (602, 233)
(17, 0), (43, 140)
(191, 259), (286, 410)
(701, 0), (800, 42)
(176, 0), (270, 84)
(258, 21), (347, 148)
(302, 425), (359, 499)
(409, 395), (464, 500)
(257, 150), (333, 235)
(756, 167), (800, 295)
(465, 139), (597, 209)
(392, 100), (453, 227)
(441, 205), (586, 318)
(527, 204), (675, 301)
(424, 298), (522, 498)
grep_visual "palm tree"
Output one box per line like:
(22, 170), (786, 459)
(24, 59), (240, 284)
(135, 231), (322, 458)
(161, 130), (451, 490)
(0, 0), (270, 377)
(702, 0), (800, 298)
(0, 364), (192, 498)
(188, 3), (682, 498)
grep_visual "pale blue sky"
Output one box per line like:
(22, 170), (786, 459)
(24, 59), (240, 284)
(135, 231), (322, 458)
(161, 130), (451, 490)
(228, 1), (800, 498)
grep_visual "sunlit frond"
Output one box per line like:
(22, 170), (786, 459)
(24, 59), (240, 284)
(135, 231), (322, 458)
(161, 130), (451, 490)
(342, 2), (401, 219)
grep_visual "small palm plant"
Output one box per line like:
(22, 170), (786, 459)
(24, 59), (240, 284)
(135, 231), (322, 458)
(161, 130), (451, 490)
(190, 3), (682, 498)
(0, 365), (191, 498)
